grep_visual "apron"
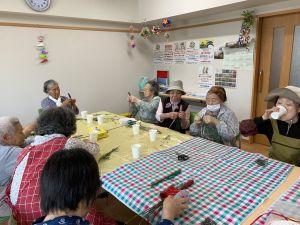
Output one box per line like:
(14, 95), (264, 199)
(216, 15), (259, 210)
(270, 119), (300, 166)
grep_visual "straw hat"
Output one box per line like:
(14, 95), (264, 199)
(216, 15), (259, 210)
(166, 80), (186, 95)
(265, 86), (300, 104)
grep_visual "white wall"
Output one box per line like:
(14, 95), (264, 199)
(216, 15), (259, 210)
(138, 0), (246, 21)
(0, 26), (153, 124)
(0, 0), (139, 23)
(153, 21), (255, 121)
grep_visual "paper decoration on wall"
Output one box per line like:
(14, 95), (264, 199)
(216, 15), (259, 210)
(36, 36), (48, 63)
(162, 18), (172, 41)
(153, 43), (164, 64)
(198, 65), (215, 88)
(199, 40), (214, 63)
(151, 25), (161, 36)
(140, 26), (152, 39)
(173, 41), (186, 64)
(214, 47), (224, 59)
(162, 18), (172, 29)
(222, 46), (254, 70)
(215, 69), (237, 88)
(128, 25), (136, 48)
(225, 10), (255, 49)
(186, 40), (199, 64)
(163, 43), (174, 64)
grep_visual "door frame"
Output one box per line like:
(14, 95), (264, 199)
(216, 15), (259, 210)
(249, 8), (300, 144)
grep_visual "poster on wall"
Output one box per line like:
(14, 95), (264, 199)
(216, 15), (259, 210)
(199, 39), (214, 63)
(222, 47), (254, 70)
(198, 65), (215, 88)
(215, 69), (237, 88)
(214, 47), (224, 59)
(185, 40), (199, 64)
(153, 43), (164, 64)
(173, 41), (186, 64)
(163, 43), (174, 64)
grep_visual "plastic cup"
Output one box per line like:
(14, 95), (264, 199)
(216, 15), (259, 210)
(149, 129), (158, 142)
(86, 114), (94, 124)
(89, 132), (98, 142)
(97, 115), (104, 125)
(131, 144), (141, 159)
(132, 124), (140, 135)
(271, 105), (287, 120)
(81, 111), (88, 119)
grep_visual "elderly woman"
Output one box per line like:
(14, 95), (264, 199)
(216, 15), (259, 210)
(41, 79), (79, 114)
(190, 86), (239, 146)
(128, 80), (160, 123)
(0, 117), (35, 224)
(156, 80), (190, 133)
(240, 86), (300, 165)
(6, 107), (115, 225)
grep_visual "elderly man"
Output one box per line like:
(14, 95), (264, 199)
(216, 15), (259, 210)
(0, 117), (35, 224)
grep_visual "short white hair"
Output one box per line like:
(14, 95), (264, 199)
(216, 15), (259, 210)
(0, 116), (20, 144)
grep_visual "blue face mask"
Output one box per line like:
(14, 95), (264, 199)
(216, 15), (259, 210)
(206, 104), (220, 112)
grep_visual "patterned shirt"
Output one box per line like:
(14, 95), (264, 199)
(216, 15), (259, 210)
(5, 135), (114, 225)
(130, 96), (160, 124)
(190, 104), (239, 146)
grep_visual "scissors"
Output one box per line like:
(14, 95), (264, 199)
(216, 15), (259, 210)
(175, 152), (189, 161)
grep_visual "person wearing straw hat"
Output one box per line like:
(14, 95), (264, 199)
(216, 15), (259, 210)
(156, 80), (190, 133)
(240, 86), (300, 166)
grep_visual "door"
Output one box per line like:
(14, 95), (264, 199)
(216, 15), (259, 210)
(255, 13), (300, 145)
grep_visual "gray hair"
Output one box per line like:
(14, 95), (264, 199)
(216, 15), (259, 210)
(0, 116), (20, 144)
(43, 79), (58, 94)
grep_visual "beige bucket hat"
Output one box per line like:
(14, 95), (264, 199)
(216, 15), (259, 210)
(166, 80), (186, 95)
(265, 86), (300, 104)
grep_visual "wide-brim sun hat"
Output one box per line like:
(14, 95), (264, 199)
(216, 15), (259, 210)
(166, 80), (186, 95)
(265, 86), (300, 104)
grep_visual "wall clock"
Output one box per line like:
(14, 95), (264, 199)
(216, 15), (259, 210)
(25, 0), (51, 12)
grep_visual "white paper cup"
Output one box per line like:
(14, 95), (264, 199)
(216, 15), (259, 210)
(81, 111), (88, 119)
(97, 115), (104, 125)
(149, 129), (158, 142)
(86, 114), (94, 124)
(132, 124), (140, 135)
(89, 132), (98, 142)
(131, 144), (141, 159)
(271, 106), (287, 120)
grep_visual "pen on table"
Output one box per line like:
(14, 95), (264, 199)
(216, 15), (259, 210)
(151, 169), (181, 188)
(68, 93), (72, 99)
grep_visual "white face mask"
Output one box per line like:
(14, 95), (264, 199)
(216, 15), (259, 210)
(207, 104), (221, 112)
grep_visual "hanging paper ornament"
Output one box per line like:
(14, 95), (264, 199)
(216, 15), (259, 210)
(151, 25), (161, 35)
(36, 36), (48, 63)
(140, 26), (152, 39)
(129, 34), (136, 48)
(162, 18), (172, 29)
(128, 25), (136, 48)
(164, 32), (170, 40)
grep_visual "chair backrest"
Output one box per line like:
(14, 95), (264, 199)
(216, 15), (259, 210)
(189, 111), (198, 124)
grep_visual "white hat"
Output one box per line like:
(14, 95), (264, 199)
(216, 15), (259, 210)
(265, 86), (300, 104)
(166, 80), (186, 95)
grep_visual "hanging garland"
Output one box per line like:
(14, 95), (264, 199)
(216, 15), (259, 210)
(225, 10), (255, 49)
(238, 10), (255, 48)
